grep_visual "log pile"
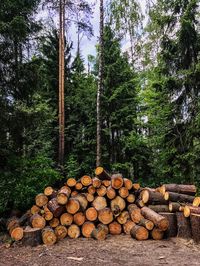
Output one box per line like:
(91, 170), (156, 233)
(5, 167), (200, 245)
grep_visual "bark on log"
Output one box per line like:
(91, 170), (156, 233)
(184, 205), (200, 218)
(123, 178), (133, 190)
(117, 211), (129, 225)
(22, 226), (42, 246)
(123, 220), (135, 235)
(106, 186), (116, 200)
(47, 198), (65, 217)
(159, 212), (177, 238)
(92, 177), (102, 188)
(73, 212), (85, 226)
(141, 206), (169, 231)
(161, 184), (196, 196)
(164, 192), (195, 203)
(82, 222), (95, 238)
(128, 204), (142, 223)
(176, 212), (192, 239)
(190, 213), (200, 243)
(169, 202), (183, 212)
(35, 193), (48, 207)
(92, 196), (107, 211)
(55, 225), (67, 240)
(91, 224), (108, 240)
(42, 227), (57, 245)
(126, 194), (135, 203)
(130, 224), (149, 240)
(86, 207), (98, 221)
(111, 174), (123, 189)
(109, 221), (122, 235)
(138, 217), (154, 230)
(68, 224), (80, 238)
(95, 167), (111, 180)
(81, 175), (92, 186)
(119, 187), (129, 198)
(151, 228), (164, 240)
(148, 205), (170, 213)
(66, 178), (77, 187)
(66, 198), (80, 214)
(30, 214), (46, 229)
(98, 208), (113, 224)
(141, 189), (168, 205)
(97, 185), (107, 197)
(60, 213), (73, 226)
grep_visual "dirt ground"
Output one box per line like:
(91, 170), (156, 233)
(0, 235), (200, 266)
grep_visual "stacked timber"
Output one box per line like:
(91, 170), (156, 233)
(5, 167), (200, 245)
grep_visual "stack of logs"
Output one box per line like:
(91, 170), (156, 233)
(6, 167), (200, 246)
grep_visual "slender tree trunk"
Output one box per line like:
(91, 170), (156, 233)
(96, 0), (104, 167)
(58, 0), (65, 166)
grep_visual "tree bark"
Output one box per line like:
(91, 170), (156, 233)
(148, 205), (170, 213)
(47, 198), (65, 217)
(141, 189), (167, 205)
(161, 184), (196, 196)
(164, 192), (195, 203)
(159, 212), (177, 238)
(95, 167), (111, 180)
(184, 205), (200, 218)
(176, 212), (192, 239)
(22, 226), (42, 246)
(190, 214), (200, 243)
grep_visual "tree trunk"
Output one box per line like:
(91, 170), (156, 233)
(141, 189), (167, 205)
(148, 205), (170, 213)
(44, 187), (54, 197)
(190, 214), (200, 243)
(7, 217), (24, 241)
(184, 205), (200, 218)
(159, 212), (177, 238)
(86, 193), (94, 202)
(193, 197), (200, 207)
(96, 0), (104, 167)
(123, 178), (133, 190)
(74, 194), (88, 211)
(169, 202), (184, 212)
(141, 206), (169, 231)
(57, 186), (71, 205)
(22, 226), (42, 246)
(102, 179), (111, 187)
(49, 218), (60, 228)
(88, 185), (96, 195)
(92, 177), (102, 188)
(161, 184), (196, 196)
(138, 217), (154, 230)
(176, 212), (192, 239)
(47, 198), (65, 217)
(164, 192), (195, 203)
(95, 167), (111, 180)
(130, 224), (149, 240)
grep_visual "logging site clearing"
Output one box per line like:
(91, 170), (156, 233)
(1, 235), (200, 266)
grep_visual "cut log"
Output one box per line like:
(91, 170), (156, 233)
(18, 211), (31, 226)
(7, 217), (24, 241)
(135, 199), (145, 208)
(141, 189), (168, 205)
(151, 228), (164, 240)
(22, 226), (42, 246)
(30, 214), (46, 229)
(141, 206), (169, 231)
(47, 198), (65, 217)
(130, 224), (149, 240)
(43, 207), (53, 221)
(74, 194), (88, 211)
(176, 212), (192, 239)
(73, 212), (85, 226)
(95, 167), (111, 180)
(109, 221), (122, 235)
(88, 185), (96, 195)
(68, 224), (81, 238)
(98, 208), (113, 225)
(119, 187), (129, 198)
(161, 184), (196, 196)
(159, 212), (177, 238)
(138, 217), (154, 230)
(111, 196), (126, 215)
(97, 185), (107, 197)
(123, 220), (135, 235)
(60, 213), (73, 226)
(42, 227), (57, 245)
(66, 198), (80, 214)
(102, 180), (111, 187)
(132, 183), (140, 190)
(86, 193), (94, 202)
(190, 213), (200, 243)
(169, 202), (183, 212)
(31, 205), (41, 215)
(81, 175), (92, 186)
(128, 204), (142, 224)
(106, 186), (116, 200)
(35, 193), (48, 207)
(92, 177), (101, 188)
(55, 225), (67, 240)
(82, 222), (95, 238)
(86, 207), (98, 221)
(71, 191), (78, 197)
(44, 186), (54, 197)
(75, 182), (83, 190)
(117, 211), (129, 225)
(193, 197), (200, 207)
(123, 178), (133, 190)
(184, 205), (200, 218)
(66, 178), (77, 187)
(111, 174), (123, 189)
(49, 218), (60, 228)
(148, 205), (169, 213)
(92, 196), (107, 211)
(164, 192), (195, 203)
(57, 186), (71, 205)
(126, 194), (135, 203)
(91, 224), (108, 240)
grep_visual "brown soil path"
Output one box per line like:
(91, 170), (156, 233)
(0, 235), (200, 266)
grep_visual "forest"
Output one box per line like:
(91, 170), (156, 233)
(0, 0), (200, 215)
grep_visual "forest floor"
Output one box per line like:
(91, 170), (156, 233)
(0, 235), (200, 266)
